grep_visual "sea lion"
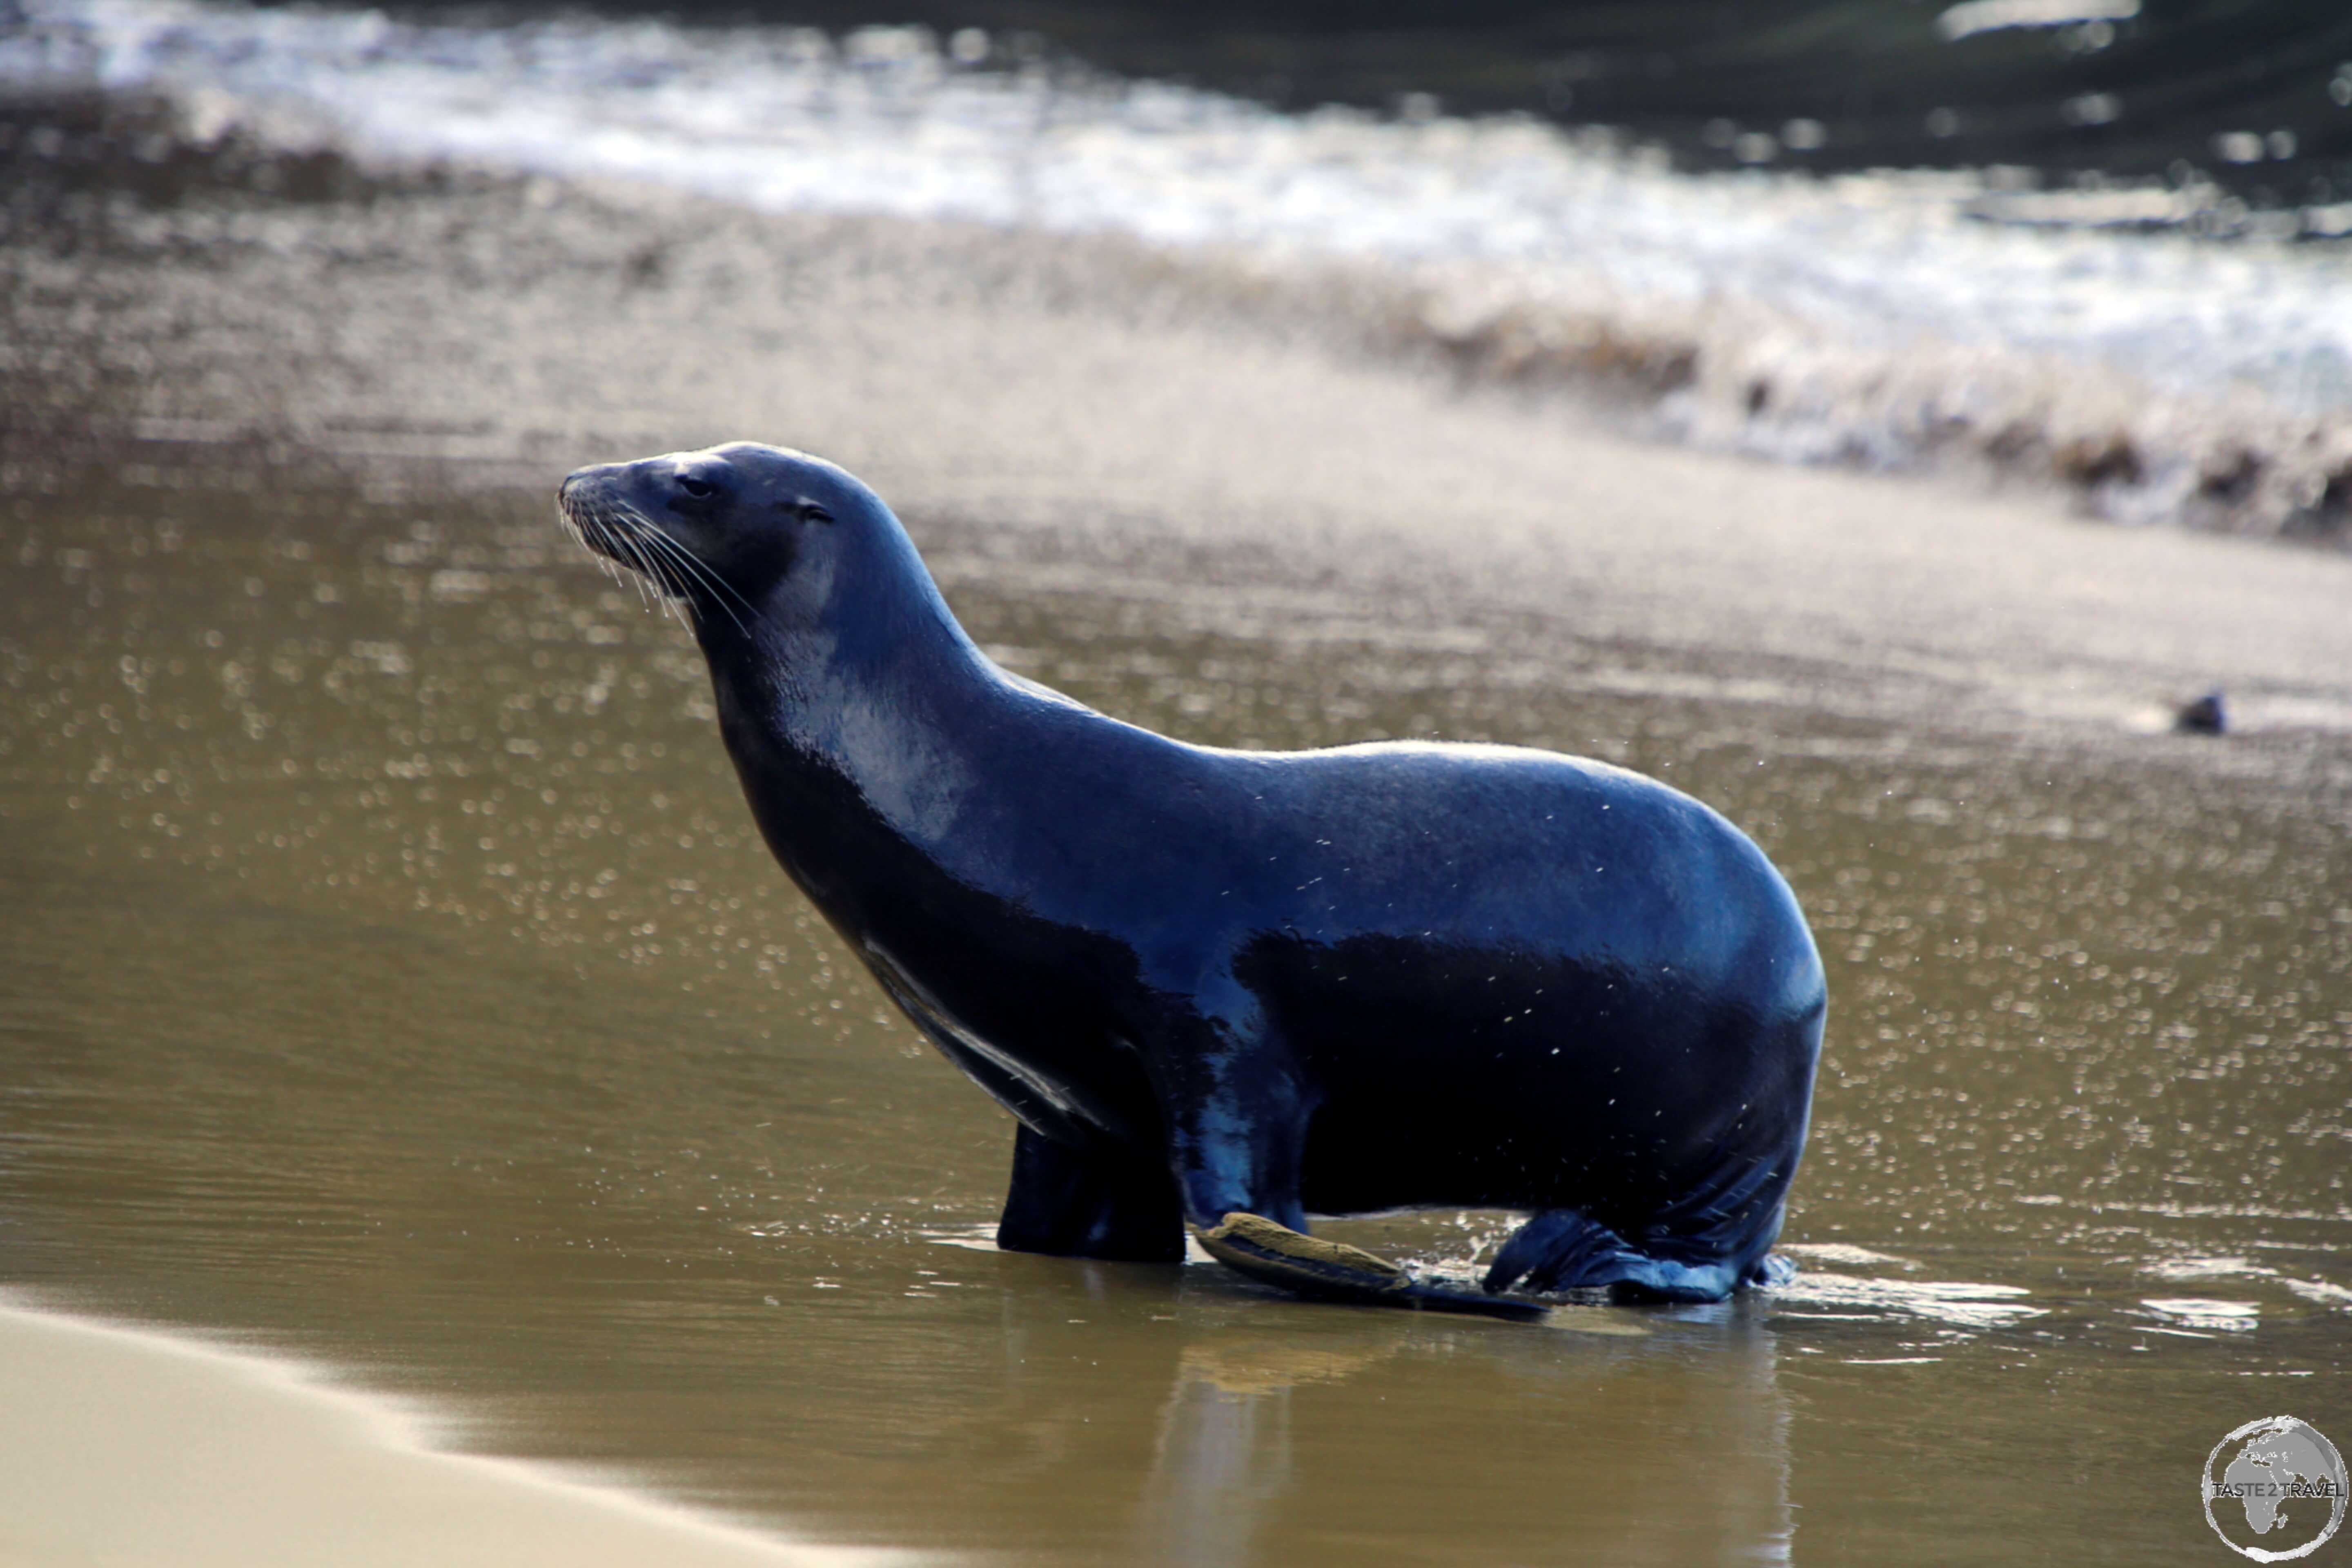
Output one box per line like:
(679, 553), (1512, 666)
(557, 442), (1826, 1316)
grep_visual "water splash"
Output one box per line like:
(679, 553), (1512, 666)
(1766, 1271), (2044, 1330)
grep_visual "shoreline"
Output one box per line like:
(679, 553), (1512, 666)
(3, 82), (2349, 550)
(6, 160), (2352, 755)
(0, 1292), (916, 1568)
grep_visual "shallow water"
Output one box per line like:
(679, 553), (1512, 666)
(1, 450), (2346, 1563)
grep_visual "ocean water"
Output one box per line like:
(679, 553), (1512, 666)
(4, 0), (2351, 537)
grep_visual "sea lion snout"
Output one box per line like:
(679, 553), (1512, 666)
(554, 462), (639, 565)
(557, 456), (687, 512)
(555, 459), (642, 522)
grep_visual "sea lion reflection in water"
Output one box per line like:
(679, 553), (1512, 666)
(557, 443), (1826, 1319)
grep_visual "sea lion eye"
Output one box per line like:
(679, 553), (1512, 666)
(677, 476), (716, 499)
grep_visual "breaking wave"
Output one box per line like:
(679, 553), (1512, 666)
(4, 0), (2349, 537)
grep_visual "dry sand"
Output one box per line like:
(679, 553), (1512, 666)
(0, 1295), (915, 1568)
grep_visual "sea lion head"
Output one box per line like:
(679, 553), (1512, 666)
(557, 442), (878, 633)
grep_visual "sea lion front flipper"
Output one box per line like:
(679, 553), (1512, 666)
(1194, 1212), (1548, 1322)
(997, 1123), (1186, 1262)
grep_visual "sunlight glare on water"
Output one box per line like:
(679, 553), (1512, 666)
(0, 445), (2345, 1562)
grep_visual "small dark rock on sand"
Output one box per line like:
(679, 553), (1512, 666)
(2174, 690), (2227, 735)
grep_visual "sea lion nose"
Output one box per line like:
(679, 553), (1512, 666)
(559, 461), (628, 501)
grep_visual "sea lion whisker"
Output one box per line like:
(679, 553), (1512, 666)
(616, 501), (734, 596)
(553, 501), (599, 572)
(595, 498), (750, 635)
(624, 512), (757, 635)
(556, 499), (646, 609)
(554, 499), (604, 576)
(640, 533), (741, 633)
(612, 510), (688, 596)
(559, 489), (748, 637)
(602, 509), (674, 606)
(595, 523), (644, 601)
(602, 517), (662, 617)
(597, 503), (693, 610)
(613, 522), (692, 631)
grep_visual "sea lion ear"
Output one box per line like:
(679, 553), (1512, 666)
(786, 501), (834, 524)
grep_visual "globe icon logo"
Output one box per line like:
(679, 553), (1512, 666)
(2204, 1416), (2347, 1561)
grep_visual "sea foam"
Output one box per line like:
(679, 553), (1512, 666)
(5, 0), (2348, 535)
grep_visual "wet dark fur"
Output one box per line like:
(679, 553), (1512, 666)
(559, 442), (1826, 1305)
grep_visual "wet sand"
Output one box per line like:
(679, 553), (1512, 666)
(11, 171), (2352, 732)
(3, 154), (2349, 1565)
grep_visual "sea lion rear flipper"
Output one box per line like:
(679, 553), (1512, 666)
(1195, 1212), (1547, 1322)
